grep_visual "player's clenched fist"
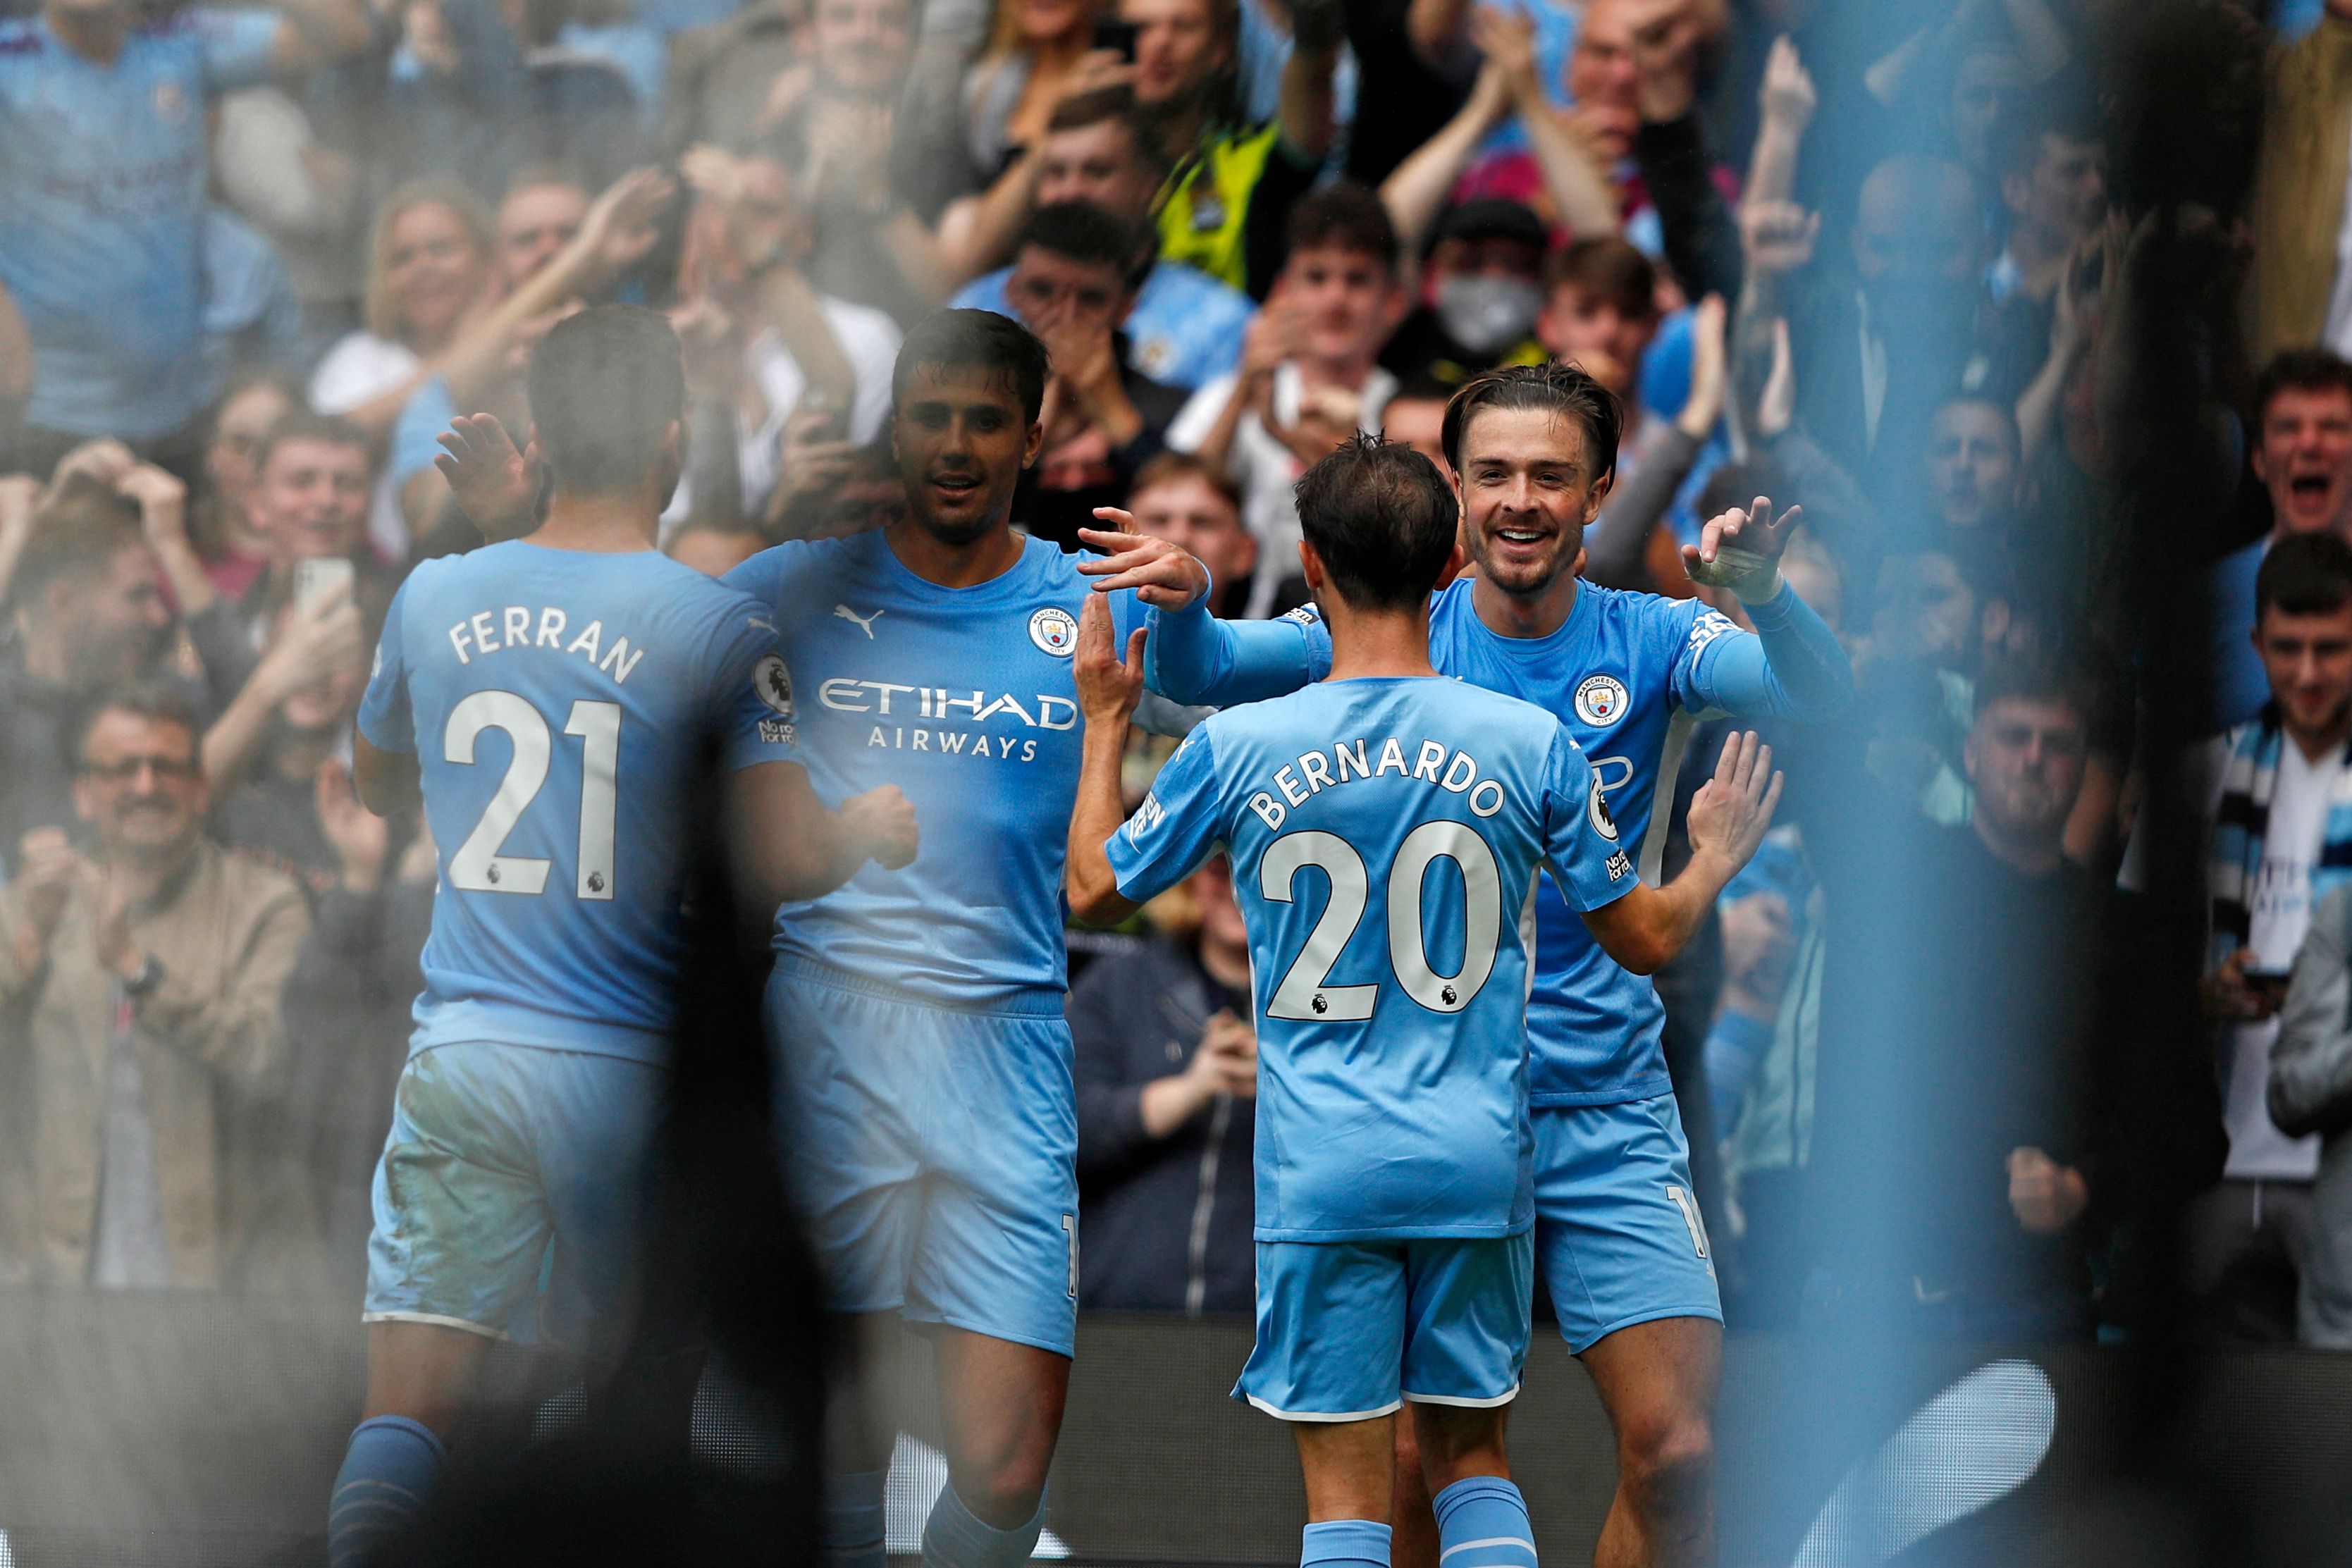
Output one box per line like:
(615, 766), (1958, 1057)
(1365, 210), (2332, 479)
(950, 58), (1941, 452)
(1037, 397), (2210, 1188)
(1685, 729), (1784, 872)
(1073, 591), (1149, 724)
(842, 784), (919, 870)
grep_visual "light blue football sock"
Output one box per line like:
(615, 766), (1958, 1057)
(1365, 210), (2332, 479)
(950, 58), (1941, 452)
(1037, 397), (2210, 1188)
(922, 1481), (1046, 1568)
(1301, 1517), (1392, 1567)
(1431, 1475), (1539, 1568)
(822, 1468), (889, 1568)
(327, 1415), (444, 1568)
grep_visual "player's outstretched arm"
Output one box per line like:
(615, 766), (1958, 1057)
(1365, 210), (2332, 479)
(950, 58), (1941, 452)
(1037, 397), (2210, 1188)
(1066, 593), (1148, 927)
(1080, 510), (1330, 707)
(1681, 494), (1853, 720)
(1579, 731), (1783, 975)
(728, 763), (918, 909)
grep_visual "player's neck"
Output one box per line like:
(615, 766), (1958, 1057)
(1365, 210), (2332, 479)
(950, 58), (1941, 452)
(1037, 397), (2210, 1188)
(882, 513), (1027, 589)
(531, 490), (661, 553)
(1469, 569), (1578, 641)
(1320, 599), (1439, 681)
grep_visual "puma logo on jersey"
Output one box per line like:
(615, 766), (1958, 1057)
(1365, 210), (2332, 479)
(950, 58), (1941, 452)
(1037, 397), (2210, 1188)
(835, 605), (885, 638)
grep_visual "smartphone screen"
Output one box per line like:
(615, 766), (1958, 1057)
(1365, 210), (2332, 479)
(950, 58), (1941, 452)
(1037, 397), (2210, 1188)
(294, 556), (355, 617)
(1092, 16), (1138, 60)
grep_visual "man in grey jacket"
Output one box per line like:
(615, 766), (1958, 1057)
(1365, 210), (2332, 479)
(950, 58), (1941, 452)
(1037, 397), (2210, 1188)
(2270, 879), (2352, 1348)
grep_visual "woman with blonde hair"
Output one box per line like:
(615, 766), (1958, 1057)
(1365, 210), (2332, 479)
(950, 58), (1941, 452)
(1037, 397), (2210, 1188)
(310, 180), (497, 447)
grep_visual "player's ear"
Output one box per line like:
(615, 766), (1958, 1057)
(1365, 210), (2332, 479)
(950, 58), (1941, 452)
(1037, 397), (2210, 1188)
(1582, 467), (1614, 522)
(1298, 538), (1324, 593)
(1022, 418), (1045, 469)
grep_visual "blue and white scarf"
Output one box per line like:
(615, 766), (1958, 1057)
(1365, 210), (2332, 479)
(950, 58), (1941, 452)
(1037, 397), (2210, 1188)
(2210, 705), (2352, 967)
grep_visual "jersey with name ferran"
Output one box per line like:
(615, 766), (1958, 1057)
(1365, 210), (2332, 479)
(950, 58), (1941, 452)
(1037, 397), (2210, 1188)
(724, 529), (1143, 1011)
(1272, 581), (1740, 1106)
(360, 541), (799, 1063)
(1106, 678), (1634, 1241)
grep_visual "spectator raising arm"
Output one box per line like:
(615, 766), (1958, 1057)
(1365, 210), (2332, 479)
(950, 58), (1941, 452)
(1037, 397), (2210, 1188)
(1482, 6), (1620, 240)
(200, 584), (364, 794)
(1381, 52), (1514, 259)
(933, 51), (1133, 284)
(1744, 35), (1815, 209)
(1278, 0), (1347, 168)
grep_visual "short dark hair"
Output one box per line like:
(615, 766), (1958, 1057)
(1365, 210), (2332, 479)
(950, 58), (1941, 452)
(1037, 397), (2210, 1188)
(1286, 181), (1400, 274)
(254, 409), (373, 479)
(77, 679), (202, 766)
(13, 476), (144, 610)
(2257, 529), (2352, 622)
(1973, 652), (2089, 731)
(1014, 201), (1150, 288)
(1293, 433), (1458, 612)
(526, 304), (687, 494)
(892, 309), (1051, 426)
(1130, 450), (1243, 515)
(2255, 347), (2352, 428)
(1441, 362), (1624, 485)
(1990, 84), (2104, 183)
(1541, 237), (1658, 323)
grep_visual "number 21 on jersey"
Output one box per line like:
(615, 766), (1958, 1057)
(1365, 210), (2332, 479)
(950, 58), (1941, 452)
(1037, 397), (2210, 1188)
(444, 690), (620, 900)
(1260, 822), (1503, 1020)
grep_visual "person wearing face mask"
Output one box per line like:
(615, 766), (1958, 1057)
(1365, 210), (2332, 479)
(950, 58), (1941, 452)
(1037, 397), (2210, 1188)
(1379, 199), (1552, 391)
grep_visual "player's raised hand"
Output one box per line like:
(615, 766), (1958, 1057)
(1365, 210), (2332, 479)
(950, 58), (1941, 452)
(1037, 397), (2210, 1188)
(1076, 512), (1212, 610)
(1683, 494), (1802, 603)
(1073, 590), (1148, 725)
(434, 412), (541, 541)
(842, 784), (919, 870)
(1686, 730), (1783, 875)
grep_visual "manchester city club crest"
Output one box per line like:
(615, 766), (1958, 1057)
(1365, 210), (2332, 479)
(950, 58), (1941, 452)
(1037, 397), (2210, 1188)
(1030, 606), (1080, 657)
(1574, 674), (1630, 727)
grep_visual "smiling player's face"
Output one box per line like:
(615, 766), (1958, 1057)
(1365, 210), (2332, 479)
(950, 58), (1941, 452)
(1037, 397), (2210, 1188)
(892, 366), (1043, 547)
(1457, 407), (1609, 598)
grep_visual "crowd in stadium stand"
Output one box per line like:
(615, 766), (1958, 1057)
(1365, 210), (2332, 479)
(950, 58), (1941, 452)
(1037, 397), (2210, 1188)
(6, 0), (2352, 1352)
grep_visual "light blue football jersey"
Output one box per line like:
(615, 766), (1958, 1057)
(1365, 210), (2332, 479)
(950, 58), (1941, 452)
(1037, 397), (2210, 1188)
(1105, 678), (1635, 1240)
(360, 541), (800, 1062)
(723, 530), (1143, 1010)
(1147, 576), (1849, 1106)
(0, 9), (279, 438)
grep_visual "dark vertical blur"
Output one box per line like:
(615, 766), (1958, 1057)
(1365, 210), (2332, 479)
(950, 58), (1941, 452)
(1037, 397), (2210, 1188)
(390, 751), (824, 1568)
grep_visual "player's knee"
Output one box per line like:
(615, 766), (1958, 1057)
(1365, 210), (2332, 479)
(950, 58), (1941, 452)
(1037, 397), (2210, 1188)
(1618, 1411), (1713, 1517)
